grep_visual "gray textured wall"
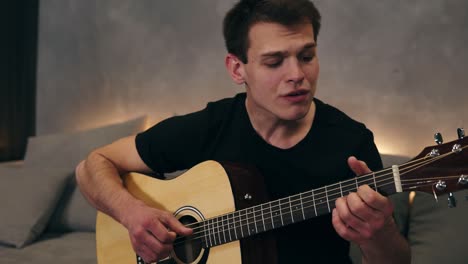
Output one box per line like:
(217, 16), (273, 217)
(36, 0), (468, 157)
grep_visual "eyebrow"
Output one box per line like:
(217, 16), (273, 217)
(260, 42), (317, 58)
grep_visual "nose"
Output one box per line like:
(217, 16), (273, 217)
(286, 59), (305, 85)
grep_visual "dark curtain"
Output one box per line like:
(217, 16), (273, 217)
(0, 1), (39, 162)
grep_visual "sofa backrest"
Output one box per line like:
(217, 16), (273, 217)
(24, 116), (147, 233)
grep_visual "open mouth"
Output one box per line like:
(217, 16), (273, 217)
(286, 90), (308, 96)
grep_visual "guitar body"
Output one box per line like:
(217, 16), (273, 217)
(96, 160), (277, 264)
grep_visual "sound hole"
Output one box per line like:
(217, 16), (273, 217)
(173, 215), (202, 263)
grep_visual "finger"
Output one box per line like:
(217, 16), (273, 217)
(139, 245), (157, 264)
(357, 185), (393, 216)
(147, 218), (177, 244)
(141, 230), (174, 258)
(332, 208), (360, 242)
(131, 227), (173, 262)
(130, 236), (157, 263)
(335, 196), (369, 233)
(347, 156), (371, 176)
(346, 191), (376, 222)
(160, 212), (193, 236)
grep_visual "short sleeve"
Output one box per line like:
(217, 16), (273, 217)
(135, 104), (221, 174)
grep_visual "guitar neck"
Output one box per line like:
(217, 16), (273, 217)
(192, 167), (399, 248)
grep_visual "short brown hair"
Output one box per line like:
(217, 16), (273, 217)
(223, 0), (321, 63)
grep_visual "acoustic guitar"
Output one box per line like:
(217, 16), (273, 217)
(96, 133), (468, 264)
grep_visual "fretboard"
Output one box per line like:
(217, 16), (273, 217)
(184, 167), (399, 249)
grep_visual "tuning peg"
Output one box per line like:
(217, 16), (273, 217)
(434, 132), (444, 145)
(448, 192), (457, 208)
(458, 175), (468, 185)
(458, 128), (465, 139)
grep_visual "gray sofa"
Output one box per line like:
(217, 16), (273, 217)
(0, 116), (147, 263)
(1, 118), (467, 263)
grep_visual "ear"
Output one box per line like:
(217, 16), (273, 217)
(225, 53), (246, 85)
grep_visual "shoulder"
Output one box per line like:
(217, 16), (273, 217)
(204, 93), (245, 114)
(314, 98), (371, 136)
(138, 93), (246, 141)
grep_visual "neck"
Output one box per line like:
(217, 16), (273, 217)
(190, 167), (399, 249)
(245, 99), (316, 149)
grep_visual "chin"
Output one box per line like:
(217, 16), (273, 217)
(280, 110), (309, 121)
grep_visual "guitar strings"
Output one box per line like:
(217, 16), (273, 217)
(174, 150), (453, 244)
(152, 170), (456, 264)
(173, 178), (396, 247)
(181, 149), (449, 232)
(172, 146), (464, 246)
(179, 150), (452, 242)
(174, 172), (455, 248)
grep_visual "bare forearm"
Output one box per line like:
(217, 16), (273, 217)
(75, 152), (141, 223)
(360, 219), (411, 264)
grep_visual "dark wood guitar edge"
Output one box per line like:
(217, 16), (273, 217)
(220, 162), (279, 264)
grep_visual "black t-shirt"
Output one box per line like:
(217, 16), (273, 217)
(136, 93), (382, 263)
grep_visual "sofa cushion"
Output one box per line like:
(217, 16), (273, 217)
(408, 191), (468, 264)
(24, 116), (147, 168)
(0, 166), (71, 248)
(23, 116), (147, 233)
(46, 174), (97, 232)
(0, 232), (96, 264)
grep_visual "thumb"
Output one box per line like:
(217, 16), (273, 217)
(347, 156), (371, 176)
(167, 217), (193, 236)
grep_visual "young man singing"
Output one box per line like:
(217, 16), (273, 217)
(76, 0), (410, 263)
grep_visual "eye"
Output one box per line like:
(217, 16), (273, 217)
(301, 54), (315, 63)
(265, 59), (283, 68)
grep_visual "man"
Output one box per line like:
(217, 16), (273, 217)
(76, 0), (410, 263)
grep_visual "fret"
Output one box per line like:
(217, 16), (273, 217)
(225, 215), (231, 242)
(343, 180), (355, 196)
(373, 172), (377, 190)
(289, 197), (294, 223)
(312, 189), (317, 216)
(226, 214), (232, 242)
(300, 191), (314, 219)
(291, 194), (305, 221)
(246, 209), (251, 236)
(339, 181), (343, 197)
(280, 198), (294, 225)
(251, 208), (258, 234)
(270, 200), (281, 227)
(209, 218), (215, 247)
(199, 222), (207, 248)
(214, 218), (219, 246)
(315, 188), (328, 215)
(238, 211), (245, 238)
(269, 201), (275, 229)
(355, 177), (359, 190)
(261, 203), (273, 231)
(254, 206), (263, 233)
(260, 204), (266, 232)
(239, 211), (248, 237)
(278, 200), (285, 226)
(299, 193), (305, 220)
(221, 215), (230, 243)
(204, 220), (211, 248)
(328, 189), (341, 211)
(232, 212), (238, 240)
(216, 217), (222, 245)
(219, 216), (225, 244)
(325, 186), (330, 212)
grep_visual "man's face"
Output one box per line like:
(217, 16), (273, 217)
(241, 22), (319, 122)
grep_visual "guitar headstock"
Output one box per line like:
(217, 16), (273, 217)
(399, 130), (468, 201)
